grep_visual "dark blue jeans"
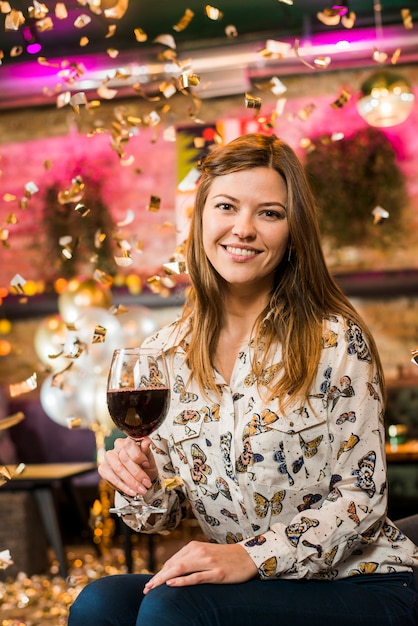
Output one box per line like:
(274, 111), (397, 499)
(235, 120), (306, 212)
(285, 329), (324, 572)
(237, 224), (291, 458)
(68, 571), (418, 626)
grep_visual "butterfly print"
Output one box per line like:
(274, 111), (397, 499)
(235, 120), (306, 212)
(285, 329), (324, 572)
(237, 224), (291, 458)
(226, 532), (243, 543)
(190, 444), (212, 485)
(232, 393), (244, 402)
(200, 477), (233, 501)
(273, 442), (294, 486)
(302, 540), (322, 558)
(383, 522), (406, 544)
(348, 501), (360, 525)
(201, 404), (221, 422)
(173, 374), (199, 403)
(292, 456), (304, 474)
(243, 409), (279, 438)
(351, 451), (376, 498)
(297, 493), (322, 511)
(337, 433), (360, 459)
(236, 438), (264, 473)
(258, 556), (277, 578)
(285, 516), (320, 547)
(349, 562), (379, 576)
(194, 499), (220, 527)
(366, 382), (381, 402)
(324, 545), (338, 566)
(244, 363), (280, 387)
(174, 409), (201, 426)
(220, 508), (239, 524)
(244, 535), (267, 547)
(336, 411), (356, 425)
(220, 432), (237, 484)
(323, 329), (338, 348)
(346, 320), (371, 363)
(299, 434), (323, 458)
(327, 376), (355, 412)
(253, 491), (285, 518)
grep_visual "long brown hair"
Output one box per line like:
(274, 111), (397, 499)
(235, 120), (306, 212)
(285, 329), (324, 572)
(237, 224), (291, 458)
(181, 133), (384, 407)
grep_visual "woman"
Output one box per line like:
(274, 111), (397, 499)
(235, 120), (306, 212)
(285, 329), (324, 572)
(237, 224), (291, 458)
(69, 133), (418, 625)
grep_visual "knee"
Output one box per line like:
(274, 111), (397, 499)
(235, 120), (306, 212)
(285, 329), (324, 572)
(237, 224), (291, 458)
(68, 576), (129, 626)
(139, 585), (200, 626)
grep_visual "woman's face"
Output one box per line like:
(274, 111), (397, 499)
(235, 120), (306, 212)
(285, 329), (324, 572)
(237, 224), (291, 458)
(202, 167), (289, 292)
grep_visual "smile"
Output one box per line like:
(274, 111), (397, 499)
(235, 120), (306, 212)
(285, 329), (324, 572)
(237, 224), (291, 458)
(224, 246), (260, 257)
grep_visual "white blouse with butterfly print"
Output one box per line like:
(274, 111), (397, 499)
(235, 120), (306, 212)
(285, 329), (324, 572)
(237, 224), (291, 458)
(115, 314), (417, 580)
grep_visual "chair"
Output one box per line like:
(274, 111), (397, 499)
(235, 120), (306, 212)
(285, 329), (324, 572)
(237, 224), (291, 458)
(395, 514), (418, 585)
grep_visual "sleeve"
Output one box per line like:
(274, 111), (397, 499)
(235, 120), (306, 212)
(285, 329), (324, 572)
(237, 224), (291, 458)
(240, 317), (388, 579)
(115, 432), (189, 534)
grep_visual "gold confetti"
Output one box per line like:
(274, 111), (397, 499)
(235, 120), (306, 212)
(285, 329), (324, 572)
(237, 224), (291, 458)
(36, 16), (54, 32)
(55, 2), (68, 19)
(92, 325), (107, 344)
(93, 269), (113, 287)
(225, 24), (238, 38)
(67, 417), (82, 428)
(0, 411), (25, 430)
(245, 93), (262, 112)
(297, 103), (316, 121)
(28, 2), (49, 20)
(163, 261), (187, 275)
(9, 372), (37, 398)
(74, 14), (92, 28)
(153, 33), (176, 49)
(75, 202), (90, 216)
(372, 48), (388, 63)
(205, 5), (223, 20)
(317, 8), (341, 26)
(330, 88), (351, 109)
(314, 56), (331, 69)
(134, 27), (147, 42)
(4, 9), (24, 31)
(114, 251), (133, 267)
(179, 72), (200, 89)
(106, 25), (117, 38)
(411, 349), (418, 366)
(341, 11), (356, 28)
(391, 48), (401, 64)
(0, 549), (13, 569)
(103, 0), (129, 19)
(10, 273), (26, 295)
(401, 8), (413, 30)
(24, 180), (39, 197)
(107, 48), (119, 58)
(173, 8), (194, 32)
(372, 206), (389, 224)
(147, 195), (161, 211)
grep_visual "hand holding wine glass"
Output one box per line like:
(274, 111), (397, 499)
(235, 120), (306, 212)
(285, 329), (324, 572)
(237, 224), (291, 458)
(106, 347), (170, 521)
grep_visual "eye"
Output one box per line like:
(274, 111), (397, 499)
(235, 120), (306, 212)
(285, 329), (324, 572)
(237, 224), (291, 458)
(216, 202), (234, 211)
(261, 209), (286, 220)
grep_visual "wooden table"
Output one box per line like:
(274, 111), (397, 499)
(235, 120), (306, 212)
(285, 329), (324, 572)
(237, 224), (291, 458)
(9, 462), (97, 577)
(385, 440), (418, 463)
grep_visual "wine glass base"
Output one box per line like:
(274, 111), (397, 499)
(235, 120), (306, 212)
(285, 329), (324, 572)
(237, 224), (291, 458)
(109, 502), (166, 517)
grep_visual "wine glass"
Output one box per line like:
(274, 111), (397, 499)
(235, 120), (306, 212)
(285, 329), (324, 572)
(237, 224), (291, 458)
(106, 347), (170, 521)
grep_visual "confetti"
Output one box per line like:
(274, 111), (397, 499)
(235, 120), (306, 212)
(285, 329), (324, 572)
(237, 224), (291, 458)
(411, 349), (418, 366)
(9, 372), (37, 397)
(163, 261), (187, 275)
(153, 34), (176, 49)
(173, 9), (194, 32)
(372, 206), (389, 224)
(0, 411), (25, 430)
(245, 93), (262, 112)
(147, 195), (161, 211)
(225, 24), (238, 38)
(0, 549), (13, 569)
(401, 8), (413, 30)
(92, 325), (107, 344)
(10, 273), (26, 295)
(134, 27), (148, 42)
(331, 88), (352, 109)
(205, 5), (223, 20)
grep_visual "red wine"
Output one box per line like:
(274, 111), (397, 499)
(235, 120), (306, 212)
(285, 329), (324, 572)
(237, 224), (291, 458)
(107, 387), (170, 438)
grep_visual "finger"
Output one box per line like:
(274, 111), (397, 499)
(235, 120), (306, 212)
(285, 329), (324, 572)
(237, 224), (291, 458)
(99, 449), (152, 495)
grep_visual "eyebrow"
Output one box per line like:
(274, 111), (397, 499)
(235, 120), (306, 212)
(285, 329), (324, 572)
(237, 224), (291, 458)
(212, 194), (287, 211)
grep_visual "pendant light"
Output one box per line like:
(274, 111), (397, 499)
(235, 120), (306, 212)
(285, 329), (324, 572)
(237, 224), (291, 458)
(356, 1), (415, 127)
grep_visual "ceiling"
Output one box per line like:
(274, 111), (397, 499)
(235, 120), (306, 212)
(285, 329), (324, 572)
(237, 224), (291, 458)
(0, 0), (417, 108)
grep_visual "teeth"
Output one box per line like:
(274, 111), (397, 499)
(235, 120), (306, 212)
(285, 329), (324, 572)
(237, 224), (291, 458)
(226, 246), (257, 257)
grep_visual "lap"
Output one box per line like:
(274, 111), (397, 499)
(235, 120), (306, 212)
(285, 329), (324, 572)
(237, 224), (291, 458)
(68, 572), (418, 626)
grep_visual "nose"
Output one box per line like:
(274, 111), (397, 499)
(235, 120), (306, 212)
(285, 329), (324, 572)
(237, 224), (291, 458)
(231, 210), (256, 239)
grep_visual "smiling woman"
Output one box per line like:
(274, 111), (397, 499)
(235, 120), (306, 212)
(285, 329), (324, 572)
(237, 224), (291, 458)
(68, 133), (418, 626)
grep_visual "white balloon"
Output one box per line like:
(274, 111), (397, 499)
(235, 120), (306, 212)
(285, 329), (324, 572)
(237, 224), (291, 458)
(68, 307), (124, 374)
(120, 305), (159, 348)
(40, 371), (91, 428)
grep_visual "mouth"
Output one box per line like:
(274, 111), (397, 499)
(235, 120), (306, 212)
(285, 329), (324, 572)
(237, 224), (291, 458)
(223, 245), (261, 258)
